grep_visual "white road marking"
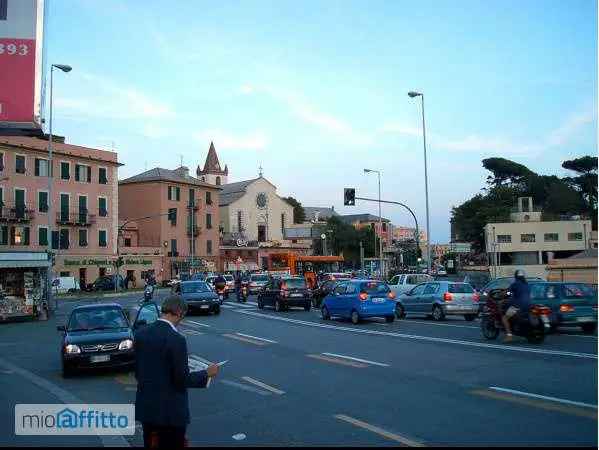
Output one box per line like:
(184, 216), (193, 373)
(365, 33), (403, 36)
(189, 354), (213, 365)
(220, 304), (234, 309)
(236, 332), (277, 343)
(335, 414), (425, 446)
(322, 352), (390, 367)
(489, 387), (598, 409)
(235, 310), (597, 360)
(232, 433), (247, 441)
(184, 320), (211, 328)
(247, 301), (258, 306)
(188, 356), (208, 371)
(181, 329), (203, 336)
(241, 376), (285, 395)
(220, 379), (271, 396)
(402, 319), (478, 329)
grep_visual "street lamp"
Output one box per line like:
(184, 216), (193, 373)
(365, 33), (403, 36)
(408, 90), (431, 275)
(364, 168), (384, 279)
(48, 63), (72, 310)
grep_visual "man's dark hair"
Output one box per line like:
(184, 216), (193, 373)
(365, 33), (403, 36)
(161, 295), (188, 316)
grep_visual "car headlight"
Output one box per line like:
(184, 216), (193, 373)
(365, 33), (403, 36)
(64, 344), (81, 354)
(118, 339), (134, 351)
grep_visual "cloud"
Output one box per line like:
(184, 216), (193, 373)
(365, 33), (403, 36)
(54, 72), (174, 121)
(193, 129), (269, 151)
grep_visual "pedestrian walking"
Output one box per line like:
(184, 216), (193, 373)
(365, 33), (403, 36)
(134, 295), (219, 448)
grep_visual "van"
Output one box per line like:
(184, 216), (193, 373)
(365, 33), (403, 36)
(52, 277), (80, 294)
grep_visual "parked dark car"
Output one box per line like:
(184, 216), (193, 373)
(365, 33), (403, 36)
(177, 281), (221, 315)
(258, 277), (311, 312)
(57, 302), (159, 377)
(87, 275), (126, 292)
(311, 279), (339, 308)
(529, 282), (598, 334)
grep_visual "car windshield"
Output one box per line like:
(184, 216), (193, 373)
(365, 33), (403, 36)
(181, 282), (211, 294)
(360, 281), (390, 294)
(283, 278), (306, 289)
(448, 283), (475, 293)
(252, 275), (269, 282)
(68, 308), (128, 331)
(224, 275), (234, 281)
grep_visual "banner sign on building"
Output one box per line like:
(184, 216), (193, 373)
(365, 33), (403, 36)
(0, 0), (45, 130)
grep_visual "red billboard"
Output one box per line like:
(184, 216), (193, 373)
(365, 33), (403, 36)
(0, 0), (45, 129)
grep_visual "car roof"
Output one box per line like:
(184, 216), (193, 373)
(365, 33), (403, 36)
(181, 280), (207, 284)
(72, 303), (122, 311)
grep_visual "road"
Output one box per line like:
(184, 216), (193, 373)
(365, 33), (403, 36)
(0, 291), (597, 446)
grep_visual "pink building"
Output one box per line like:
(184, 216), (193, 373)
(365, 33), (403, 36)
(0, 135), (121, 288)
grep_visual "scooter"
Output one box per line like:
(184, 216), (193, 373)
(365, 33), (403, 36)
(215, 282), (226, 305)
(480, 288), (552, 344)
(143, 284), (154, 302)
(237, 282), (249, 303)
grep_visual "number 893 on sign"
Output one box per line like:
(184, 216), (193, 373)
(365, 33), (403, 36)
(0, 43), (29, 56)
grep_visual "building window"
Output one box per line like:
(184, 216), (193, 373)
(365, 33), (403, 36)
(15, 155), (25, 174)
(237, 211), (243, 233)
(59, 229), (69, 249)
(124, 237), (131, 247)
(188, 188), (195, 207)
(34, 158), (49, 177)
(206, 213), (212, 229)
(38, 227), (48, 246)
(170, 239), (177, 256)
(207, 240), (212, 255)
(0, 226), (8, 245)
(168, 186), (180, 201)
(11, 226), (30, 245)
(520, 234), (536, 243)
(98, 230), (107, 247)
(216, 176), (221, 186)
(38, 191), (48, 213)
(75, 164), (91, 182)
(382, 222), (387, 232)
(169, 208), (177, 226)
(568, 232), (583, 241)
(497, 235), (511, 243)
(281, 213), (286, 234)
(98, 197), (108, 217)
(51, 231), (59, 250)
(79, 229), (88, 247)
(99, 167), (108, 184)
(544, 233), (559, 242)
(59, 271), (70, 277)
(0, 152), (4, 171)
(60, 162), (70, 180)
(206, 191), (212, 205)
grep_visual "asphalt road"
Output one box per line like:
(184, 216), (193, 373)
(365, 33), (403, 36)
(0, 290), (597, 447)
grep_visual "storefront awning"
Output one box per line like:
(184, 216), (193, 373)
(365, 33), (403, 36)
(0, 252), (51, 269)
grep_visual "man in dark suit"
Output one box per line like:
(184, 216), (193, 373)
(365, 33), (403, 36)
(135, 295), (219, 448)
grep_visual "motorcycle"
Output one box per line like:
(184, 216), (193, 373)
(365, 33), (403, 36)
(480, 288), (552, 344)
(215, 282), (226, 305)
(237, 281), (249, 303)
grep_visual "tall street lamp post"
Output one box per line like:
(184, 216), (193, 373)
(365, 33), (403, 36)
(364, 169), (383, 279)
(408, 91), (431, 275)
(48, 64), (72, 310)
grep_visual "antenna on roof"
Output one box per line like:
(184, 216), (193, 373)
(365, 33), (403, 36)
(258, 164), (263, 177)
(179, 154), (184, 167)
(144, 161), (147, 171)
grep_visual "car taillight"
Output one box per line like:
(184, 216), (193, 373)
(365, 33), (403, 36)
(531, 306), (552, 316)
(359, 292), (368, 301)
(472, 293), (480, 302)
(387, 291), (396, 300)
(560, 304), (575, 313)
(443, 292), (453, 302)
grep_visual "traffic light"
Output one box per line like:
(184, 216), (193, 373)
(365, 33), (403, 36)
(344, 188), (356, 206)
(167, 208), (177, 222)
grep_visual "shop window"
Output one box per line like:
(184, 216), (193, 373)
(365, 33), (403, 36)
(61, 162), (70, 180)
(568, 232), (583, 241)
(99, 167), (108, 184)
(15, 155), (25, 174)
(60, 271), (70, 277)
(59, 229), (69, 249)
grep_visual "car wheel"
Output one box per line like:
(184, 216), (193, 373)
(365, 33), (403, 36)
(395, 303), (405, 319)
(385, 315), (395, 323)
(464, 314), (476, 322)
(432, 305), (445, 321)
(321, 306), (330, 320)
(351, 310), (360, 325)
(581, 323), (597, 334)
(213, 305), (221, 315)
(275, 299), (282, 312)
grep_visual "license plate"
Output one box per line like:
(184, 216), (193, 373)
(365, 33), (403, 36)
(200, 305), (209, 309)
(371, 298), (385, 303)
(290, 293), (303, 298)
(577, 317), (593, 322)
(90, 355), (110, 363)
(541, 316), (550, 323)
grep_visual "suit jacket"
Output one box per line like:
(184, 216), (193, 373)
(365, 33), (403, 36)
(135, 320), (208, 427)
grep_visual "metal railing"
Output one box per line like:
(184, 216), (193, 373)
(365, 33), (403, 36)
(56, 209), (96, 226)
(0, 203), (35, 222)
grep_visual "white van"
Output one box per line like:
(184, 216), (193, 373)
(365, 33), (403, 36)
(52, 277), (80, 294)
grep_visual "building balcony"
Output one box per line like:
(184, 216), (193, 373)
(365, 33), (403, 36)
(187, 202), (200, 211)
(187, 226), (201, 237)
(56, 210), (96, 227)
(0, 203), (35, 222)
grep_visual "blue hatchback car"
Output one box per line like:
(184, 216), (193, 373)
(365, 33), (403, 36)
(321, 279), (396, 324)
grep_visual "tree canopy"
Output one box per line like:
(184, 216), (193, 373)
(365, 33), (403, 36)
(283, 196), (306, 224)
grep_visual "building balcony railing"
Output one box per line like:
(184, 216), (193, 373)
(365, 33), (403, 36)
(187, 226), (201, 237)
(56, 209), (96, 227)
(187, 202), (200, 211)
(0, 203), (35, 222)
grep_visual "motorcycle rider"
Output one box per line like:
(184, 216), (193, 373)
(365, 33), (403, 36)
(502, 269), (531, 343)
(214, 273), (227, 295)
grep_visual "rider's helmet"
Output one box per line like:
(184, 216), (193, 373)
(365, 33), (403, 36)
(514, 269), (526, 281)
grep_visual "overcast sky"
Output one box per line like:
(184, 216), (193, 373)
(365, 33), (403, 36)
(45, 0), (597, 242)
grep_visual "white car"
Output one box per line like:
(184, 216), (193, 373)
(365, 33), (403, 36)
(52, 277), (80, 294)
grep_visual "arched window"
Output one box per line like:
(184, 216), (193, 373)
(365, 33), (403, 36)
(216, 176), (221, 185)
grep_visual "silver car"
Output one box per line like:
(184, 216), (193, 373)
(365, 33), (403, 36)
(396, 281), (480, 321)
(249, 273), (270, 294)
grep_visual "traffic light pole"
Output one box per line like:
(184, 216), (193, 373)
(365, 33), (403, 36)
(354, 196), (420, 271)
(115, 211), (173, 292)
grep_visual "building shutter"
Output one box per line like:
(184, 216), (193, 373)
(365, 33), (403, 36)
(23, 227), (30, 245)
(87, 166), (92, 182)
(51, 231), (59, 249)
(60, 229), (69, 249)
(34, 159), (40, 176)
(0, 226), (7, 245)
(75, 164), (80, 181)
(167, 186), (172, 201)
(176, 187), (180, 201)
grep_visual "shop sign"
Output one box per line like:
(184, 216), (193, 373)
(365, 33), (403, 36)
(63, 258), (153, 267)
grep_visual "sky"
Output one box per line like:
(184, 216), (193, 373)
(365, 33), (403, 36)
(44, 0), (597, 243)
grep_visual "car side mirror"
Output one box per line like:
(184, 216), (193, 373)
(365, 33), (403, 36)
(56, 325), (65, 332)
